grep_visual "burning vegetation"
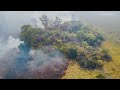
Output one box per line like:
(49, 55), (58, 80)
(0, 15), (112, 79)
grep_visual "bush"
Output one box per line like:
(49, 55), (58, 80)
(80, 60), (103, 69)
(86, 46), (93, 51)
(102, 53), (112, 62)
(67, 48), (77, 59)
(96, 34), (105, 41)
(102, 48), (109, 54)
(59, 43), (78, 59)
(96, 73), (105, 79)
(86, 60), (103, 69)
(76, 51), (87, 61)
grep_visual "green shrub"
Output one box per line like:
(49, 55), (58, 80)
(59, 43), (78, 59)
(85, 46), (93, 51)
(102, 48), (109, 54)
(76, 51), (87, 61)
(67, 48), (77, 59)
(80, 60), (103, 69)
(96, 73), (105, 79)
(102, 53), (112, 62)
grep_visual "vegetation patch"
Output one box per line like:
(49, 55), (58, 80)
(20, 15), (112, 71)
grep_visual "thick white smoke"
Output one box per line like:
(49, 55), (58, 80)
(28, 49), (67, 71)
(0, 35), (23, 58)
(0, 36), (23, 78)
(0, 35), (68, 79)
(26, 48), (68, 79)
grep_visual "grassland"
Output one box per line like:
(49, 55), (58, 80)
(62, 40), (120, 79)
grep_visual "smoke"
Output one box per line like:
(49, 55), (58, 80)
(0, 35), (23, 59)
(0, 35), (68, 79)
(0, 11), (120, 37)
(0, 11), (72, 37)
(26, 48), (68, 79)
(0, 36), (23, 78)
(3, 46), (68, 79)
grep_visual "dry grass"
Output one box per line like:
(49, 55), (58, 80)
(62, 40), (120, 79)
(101, 40), (120, 79)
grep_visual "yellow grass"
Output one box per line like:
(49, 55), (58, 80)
(62, 40), (120, 79)
(102, 40), (120, 79)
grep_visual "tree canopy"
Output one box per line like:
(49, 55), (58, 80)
(20, 15), (112, 70)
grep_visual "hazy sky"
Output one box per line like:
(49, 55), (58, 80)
(0, 11), (120, 36)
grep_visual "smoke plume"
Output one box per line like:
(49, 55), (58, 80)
(0, 36), (68, 79)
(0, 36), (23, 78)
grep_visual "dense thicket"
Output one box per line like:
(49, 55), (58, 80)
(20, 15), (112, 70)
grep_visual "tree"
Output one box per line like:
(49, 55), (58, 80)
(81, 41), (89, 48)
(77, 30), (86, 42)
(21, 24), (33, 32)
(59, 43), (78, 59)
(86, 46), (93, 51)
(39, 15), (49, 30)
(59, 21), (71, 31)
(85, 32), (96, 46)
(96, 34), (105, 41)
(67, 48), (77, 59)
(20, 25), (38, 47)
(68, 21), (83, 33)
(53, 16), (62, 29)
(85, 60), (103, 69)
